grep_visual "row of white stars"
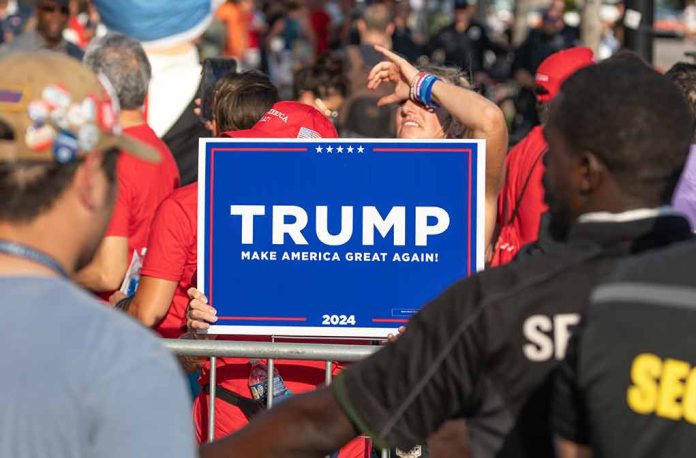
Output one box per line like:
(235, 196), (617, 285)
(315, 145), (365, 154)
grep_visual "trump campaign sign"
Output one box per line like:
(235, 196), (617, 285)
(198, 139), (485, 337)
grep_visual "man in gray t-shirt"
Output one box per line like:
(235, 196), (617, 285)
(0, 52), (195, 457)
(0, 278), (196, 457)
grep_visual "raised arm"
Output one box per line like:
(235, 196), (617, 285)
(430, 74), (507, 254)
(368, 45), (507, 253)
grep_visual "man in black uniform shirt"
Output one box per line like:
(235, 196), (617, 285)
(512, 6), (579, 135)
(428, 0), (501, 80)
(554, 239), (696, 458)
(201, 58), (694, 458)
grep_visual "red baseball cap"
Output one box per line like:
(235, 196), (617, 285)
(535, 47), (595, 103)
(222, 101), (338, 139)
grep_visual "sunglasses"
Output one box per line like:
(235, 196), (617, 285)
(40, 4), (69, 15)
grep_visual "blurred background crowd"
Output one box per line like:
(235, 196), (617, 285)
(2, 0), (695, 150)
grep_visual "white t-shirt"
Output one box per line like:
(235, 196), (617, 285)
(145, 45), (202, 138)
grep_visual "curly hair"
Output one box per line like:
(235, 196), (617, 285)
(294, 52), (348, 100)
(665, 62), (696, 142)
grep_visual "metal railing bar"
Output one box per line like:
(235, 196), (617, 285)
(325, 360), (333, 385)
(164, 339), (378, 361)
(208, 356), (217, 444)
(267, 358), (274, 409)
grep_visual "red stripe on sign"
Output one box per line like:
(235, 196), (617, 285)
(467, 152), (472, 276)
(372, 148), (473, 153)
(372, 318), (409, 323)
(218, 316), (308, 322)
(209, 152), (215, 304)
(211, 148), (307, 153)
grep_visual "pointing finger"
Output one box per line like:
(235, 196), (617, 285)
(373, 45), (405, 65)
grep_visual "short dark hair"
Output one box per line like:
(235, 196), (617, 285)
(0, 146), (118, 222)
(213, 71), (279, 133)
(361, 3), (393, 32)
(551, 58), (693, 204)
(665, 62), (696, 142)
(293, 53), (348, 100)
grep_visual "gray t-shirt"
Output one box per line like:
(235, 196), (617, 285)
(0, 277), (196, 458)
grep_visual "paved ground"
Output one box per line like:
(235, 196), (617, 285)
(655, 37), (696, 70)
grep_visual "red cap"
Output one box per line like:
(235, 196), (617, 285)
(535, 47), (595, 103)
(222, 101), (338, 139)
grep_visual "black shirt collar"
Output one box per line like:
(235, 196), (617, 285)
(567, 214), (693, 251)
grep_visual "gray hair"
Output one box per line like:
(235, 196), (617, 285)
(83, 32), (151, 110)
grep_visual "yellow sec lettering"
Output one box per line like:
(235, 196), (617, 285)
(627, 353), (662, 415)
(656, 358), (690, 420)
(682, 367), (696, 424)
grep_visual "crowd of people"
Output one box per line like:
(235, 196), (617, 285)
(1, 0), (696, 458)
(0, 0), (641, 141)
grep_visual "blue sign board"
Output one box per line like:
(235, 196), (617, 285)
(198, 139), (484, 337)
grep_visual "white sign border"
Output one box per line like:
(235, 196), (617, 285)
(197, 138), (486, 337)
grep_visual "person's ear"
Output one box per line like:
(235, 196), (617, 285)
(357, 19), (366, 35)
(210, 118), (218, 136)
(577, 151), (605, 196)
(74, 150), (107, 211)
(386, 23), (395, 37)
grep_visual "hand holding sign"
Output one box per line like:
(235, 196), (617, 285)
(186, 287), (217, 332)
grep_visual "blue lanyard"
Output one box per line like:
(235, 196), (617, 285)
(0, 240), (68, 278)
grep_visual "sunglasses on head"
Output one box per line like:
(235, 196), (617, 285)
(40, 4), (69, 15)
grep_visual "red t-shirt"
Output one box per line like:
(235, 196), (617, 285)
(491, 126), (548, 266)
(140, 182), (198, 338)
(103, 124), (179, 295)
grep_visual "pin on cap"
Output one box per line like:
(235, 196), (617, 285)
(67, 103), (88, 127)
(25, 124), (55, 151)
(28, 100), (49, 123)
(81, 97), (97, 123)
(78, 124), (99, 151)
(42, 84), (71, 110)
(53, 129), (79, 163)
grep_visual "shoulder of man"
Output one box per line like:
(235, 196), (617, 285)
(3, 29), (36, 50)
(77, 299), (195, 457)
(331, 244), (606, 450)
(600, 238), (696, 287)
(153, 183), (198, 232)
(34, 280), (187, 392)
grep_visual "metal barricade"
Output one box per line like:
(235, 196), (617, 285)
(163, 339), (389, 457)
